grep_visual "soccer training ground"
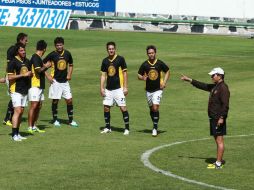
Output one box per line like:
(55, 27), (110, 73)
(0, 27), (253, 190)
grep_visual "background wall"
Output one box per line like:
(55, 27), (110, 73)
(116, 0), (254, 19)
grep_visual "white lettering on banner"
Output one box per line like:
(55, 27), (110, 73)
(0, 6), (71, 29)
(75, 2), (99, 8)
(34, 0), (71, 7)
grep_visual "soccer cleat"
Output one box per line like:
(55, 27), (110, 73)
(27, 127), (34, 134)
(18, 134), (27, 140)
(69, 121), (78, 127)
(101, 128), (111, 134)
(152, 129), (157, 137)
(53, 120), (61, 127)
(207, 162), (223, 169)
(12, 135), (22, 142)
(123, 129), (129, 135)
(3, 120), (12, 127)
(32, 126), (45, 133)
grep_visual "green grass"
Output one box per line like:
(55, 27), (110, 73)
(0, 27), (254, 190)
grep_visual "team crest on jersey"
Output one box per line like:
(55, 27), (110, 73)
(148, 69), (158, 80)
(20, 66), (28, 74)
(108, 65), (116, 76)
(57, 60), (67, 70)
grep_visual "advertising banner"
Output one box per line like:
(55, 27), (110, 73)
(0, 6), (71, 29)
(0, 0), (116, 12)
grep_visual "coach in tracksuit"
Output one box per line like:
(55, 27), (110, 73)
(181, 67), (230, 169)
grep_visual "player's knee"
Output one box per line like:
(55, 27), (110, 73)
(104, 106), (110, 112)
(66, 99), (72, 105)
(15, 108), (23, 115)
(120, 106), (127, 112)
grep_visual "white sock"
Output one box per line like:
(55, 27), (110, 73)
(216, 161), (222, 166)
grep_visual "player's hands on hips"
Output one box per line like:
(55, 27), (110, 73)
(180, 74), (192, 82)
(142, 75), (148, 81)
(67, 76), (71, 80)
(100, 88), (106, 97)
(160, 82), (166, 89)
(123, 87), (128, 96)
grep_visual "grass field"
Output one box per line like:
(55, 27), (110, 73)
(0, 27), (253, 190)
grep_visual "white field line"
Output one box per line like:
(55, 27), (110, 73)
(141, 134), (254, 190)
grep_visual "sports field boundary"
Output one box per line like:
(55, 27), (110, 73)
(141, 134), (254, 190)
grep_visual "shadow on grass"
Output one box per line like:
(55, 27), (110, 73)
(9, 131), (33, 137)
(99, 126), (124, 133)
(41, 119), (69, 125)
(36, 124), (50, 130)
(178, 156), (226, 165)
(137, 129), (166, 134)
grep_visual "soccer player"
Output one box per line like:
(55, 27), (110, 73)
(100, 41), (130, 135)
(8, 43), (32, 141)
(3, 33), (28, 127)
(138, 45), (170, 137)
(43, 37), (78, 127)
(28, 40), (51, 134)
(181, 67), (230, 169)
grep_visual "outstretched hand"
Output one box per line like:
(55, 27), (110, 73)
(180, 74), (192, 82)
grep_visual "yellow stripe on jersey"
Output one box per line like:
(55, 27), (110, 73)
(148, 59), (158, 66)
(108, 54), (117, 62)
(51, 61), (55, 77)
(119, 67), (124, 88)
(31, 65), (40, 87)
(9, 72), (16, 93)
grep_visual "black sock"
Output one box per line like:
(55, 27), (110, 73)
(4, 100), (13, 122)
(12, 128), (18, 137)
(67, 104), (73, 123)
(104, 112), (110, 129)
(122, 111), (129, 130)
(150, 111), (154, 122)
(52, 102), (58, 122)
(153, 111), (159, 130)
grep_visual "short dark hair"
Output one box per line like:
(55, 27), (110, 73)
(146, 45), (157, 53)
(15, 42), (26, 55)
(16, 33), (28, 43)
(36, 40), (47, 51)
(106, 41), (116, 49)
(54, 37), (64, 45)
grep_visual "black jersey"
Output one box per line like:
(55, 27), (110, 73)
(43, 50), (73, 83)
(101, 55), (127, 90)
(7, 56), (31, 94)
(30, 53), (45, 89)
(138, 59), (169, 92)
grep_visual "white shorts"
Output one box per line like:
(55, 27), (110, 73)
(146, 90), (163, 106)
(11, 92), (28, 107)
(28, 87), (45, 102)
(49, 80), (72, 100)
(103, 88), (126, 107)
